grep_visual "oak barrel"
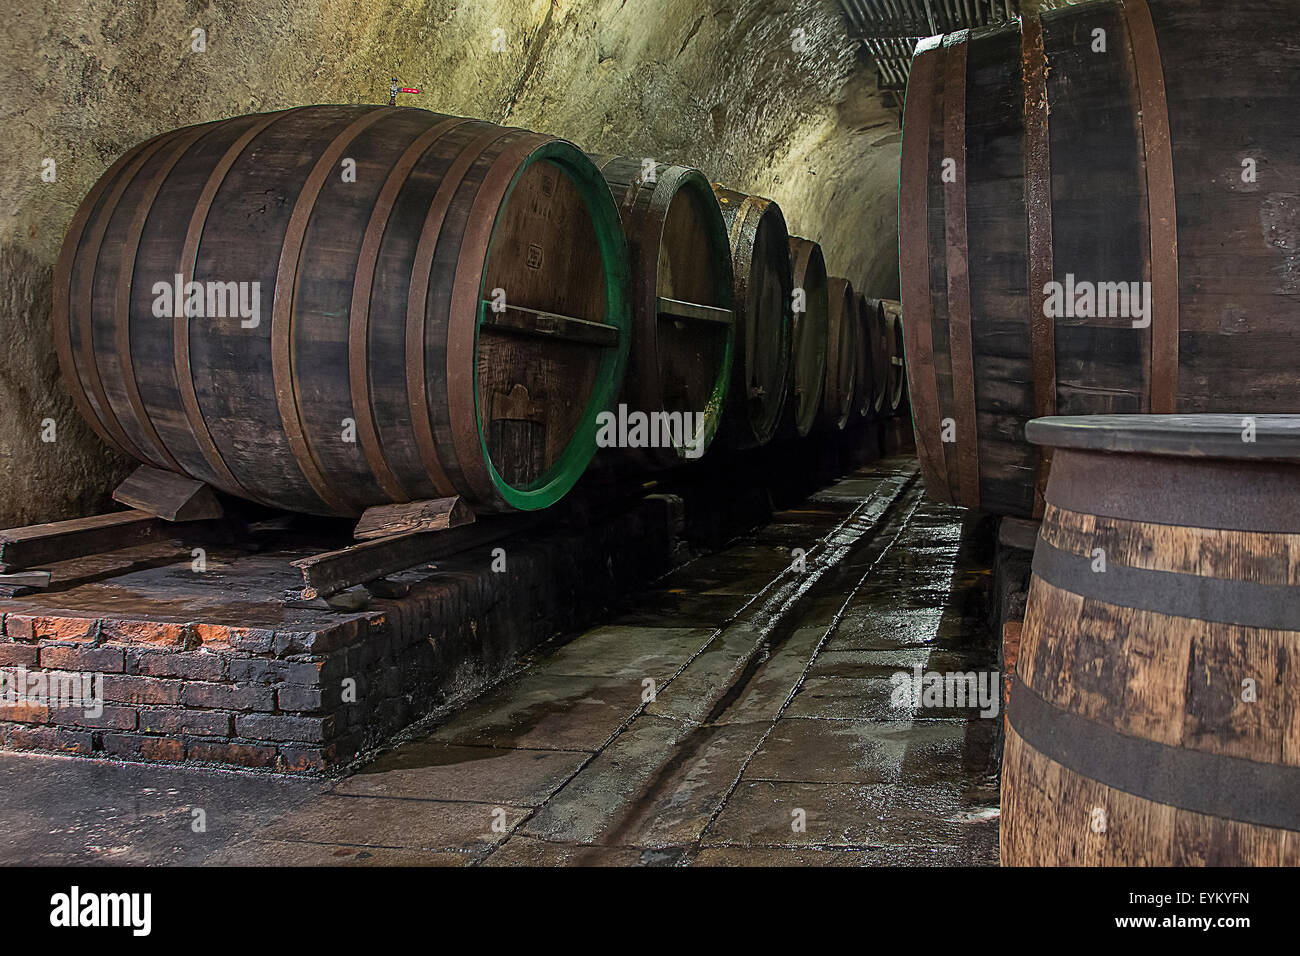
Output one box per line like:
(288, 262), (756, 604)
(785, 237), (829, 437)
(882, 298), (907, 416)
(866, 295), (891, 419)
(818, 277), (857, 432)
(591, 156), (735, 467)
(1002, 414), (1300, 866)
(850, 293), (884, 421)
(900, 0), (1300, 518)
(712, 186), (793, 448)
(55, 105), (630, 516)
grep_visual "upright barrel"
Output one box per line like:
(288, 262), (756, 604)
(786, 237), (829, 437)
(712, 186), (793, 449)
(900, 0), (1300, 518)
(1003, 414), (1300, 866)
(882, 298), (907, 416)
(592, 156), (735, 467)
(54, 105), (630, 517)
(818, 277), (857, 432)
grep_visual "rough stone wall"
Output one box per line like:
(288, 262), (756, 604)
(0, 0), (901, 526)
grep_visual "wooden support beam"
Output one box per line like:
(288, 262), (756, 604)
(0, 570), (52, 596)
(113, 465), (224, 522)
(656, 296), (735, 326)
(289, 516), (539, 601)
(998, 516), (1042, 552)
(480, 302), (619, 348)
(353, 496), (475, 540)
(1, 511), (164, 572)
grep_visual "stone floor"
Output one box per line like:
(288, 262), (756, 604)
(0, 456), (1002, 866)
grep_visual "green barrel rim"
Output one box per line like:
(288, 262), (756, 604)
(473, 140), (631, 510)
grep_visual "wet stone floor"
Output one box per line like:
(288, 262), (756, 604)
(0, 456), (1002, 866)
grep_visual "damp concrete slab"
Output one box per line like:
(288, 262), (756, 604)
(0, 458), (1003, 867)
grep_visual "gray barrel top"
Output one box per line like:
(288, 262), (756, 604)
(1026, 415), (1300, 461)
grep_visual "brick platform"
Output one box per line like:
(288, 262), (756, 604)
(0, 493), (683, 773)
(0, 425), (900, 774)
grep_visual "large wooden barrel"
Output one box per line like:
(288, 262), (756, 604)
(882, 298), (907, 416)
(786, 237), (829, 437)
(850, 293), (884, 421)
(54, 105), (630, 517)
(865, 295), (890, 418)
(900, 0), (1300, 518)
(1003, 414), (1300, 866)
(712, 186), (793, 448)
(591, 156), (735, 467)
(818, 277), (857, 431)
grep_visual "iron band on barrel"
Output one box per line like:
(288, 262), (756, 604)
(1009, 675), (1300, 833)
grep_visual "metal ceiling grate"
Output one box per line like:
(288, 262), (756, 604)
(839, 0), (1078, 91)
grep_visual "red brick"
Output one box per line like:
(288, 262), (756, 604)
(186, 739), (277, 768)
(138, 708), (182, 734)
(3, 615), (34, 641)
(276, 746), (328, 773)
(39, 644), (124, 673)
(6, 724), (94, 754)
(181, 682), (274, 711)
(0, 701), (49, 723)
(226, 658), (289, 683)
(30, 616), (99, 642)
(0, 644), (37, 667)
(235, 713), (334, 743)
(101, 674), (181, 705)
(100, 733), (144, 758)
(50, 704), (136, 731)
(129, 650), (225, 681)
(99, 619), (194, 647)
(3, 723), (56, 749)
(101, 733), (183, 762)
(142, 737), (184, 761)
(223, 627), (276, 654)
(181, 711), (232, 737)
(276, 684), (324, 712)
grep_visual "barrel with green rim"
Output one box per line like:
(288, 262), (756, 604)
(54, 105), (630, 516)
(591, 155), (734, 467)
(785, 236), (829, 438)
(712, 185), (793, 449)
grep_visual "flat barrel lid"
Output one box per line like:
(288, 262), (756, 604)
(1026, 414), (1300, 461)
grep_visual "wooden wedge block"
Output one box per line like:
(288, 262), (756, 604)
(353, 496), (475, 541)
(113, 465), (223, 522)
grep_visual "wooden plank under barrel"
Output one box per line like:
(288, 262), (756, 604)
(785, 236), (829, 438)
(712, 185), (793, 449)
(818, 277), (857, 432)
(1002, 414), (1300, 866)
(899, 0), (1300, 518)
(591, 156), (735, 467)
(54, 105), (631, 517)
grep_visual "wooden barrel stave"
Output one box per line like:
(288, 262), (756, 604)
(592, 156), (735, 467)
(712, 185), (793, 449)
(56, 105), (631, 517)
(786, 237), (829, 437)
(900, 0), (1300, 518)
(1002, 415), (1300, 866)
